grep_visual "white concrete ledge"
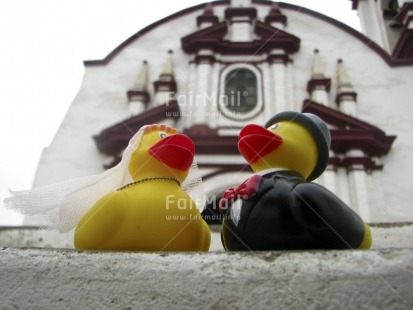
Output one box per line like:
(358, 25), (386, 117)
(0, 247), (412, 309)
(0, 223), (413, 309)
(1, 223), (413, 250)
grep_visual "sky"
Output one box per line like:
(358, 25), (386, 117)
(0, 0), (360, 225)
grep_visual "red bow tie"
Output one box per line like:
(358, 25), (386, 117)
(219, 174), (262, 213)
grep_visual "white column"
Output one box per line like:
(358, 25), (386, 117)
(268, 52), (288, 116)
(366, 169), (386, 222)
(316, 151), (337, 194)
(129, 100), (146, 116)
(185, 61), (197, 129)
(209, 61), (221, 129)
(154, 50), (176, 107)
(282, 63), (294, 111)
(348, 169), (371, 221)
(154, 91), (174, 106)
(308, 50), (330, 106)
(128, 60), (149, 115)
(346, 150), (371, 221)
(272, 62), (287, 112)
(339, 99), (357, 116)
(357, 0), (390, 52)
(262, 61), (273, 120)
(321, 167), (338, 195)
(336, 59), (357, 115)
(193, 57), (213, 125)
(336, 168), (351, 207)
(311, 89), (329, 106)
(229, 20), (253, 42)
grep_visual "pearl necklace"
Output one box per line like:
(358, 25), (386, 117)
(117, 176), (181, 191)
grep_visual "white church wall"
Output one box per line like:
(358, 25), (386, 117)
(31, 3), (413, 223)
(353, 65), (413, 221)
(33, 65), (130, 187)
(33, 10), (202, 187)
(378, 131), (413, 221)
(366, 170), (389, 222)
(336, 168), (351, 207)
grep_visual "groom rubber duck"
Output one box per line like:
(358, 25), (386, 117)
(220, 111), (372, 250)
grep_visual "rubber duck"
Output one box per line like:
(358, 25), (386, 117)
(74, 124), (210, 251)
(220, 111), (372, 250)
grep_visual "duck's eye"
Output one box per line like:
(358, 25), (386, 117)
(270, 123), (280, 130)
(159, 132), (167, 139)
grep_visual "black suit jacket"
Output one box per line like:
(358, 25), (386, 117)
(221, 170), (366, 250)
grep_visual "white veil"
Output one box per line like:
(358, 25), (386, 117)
(4, 125), (205, 233)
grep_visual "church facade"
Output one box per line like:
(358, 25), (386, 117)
(32, 0), (413, 223)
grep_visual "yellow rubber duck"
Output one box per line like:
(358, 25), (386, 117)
(221, 112), (371, 250)
(74, 124), (210, 251)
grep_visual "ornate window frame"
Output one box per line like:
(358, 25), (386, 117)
(218, 64), (263, 120)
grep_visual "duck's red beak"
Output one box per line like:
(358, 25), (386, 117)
(149, 134), (195, 171)
(238, 124), (283, 164)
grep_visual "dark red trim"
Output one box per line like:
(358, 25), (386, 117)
(94, 101), (181, 155)
(224, 7), (257, 20)
(341, 157), (383, 173)
(302, 100), (396, 157)
(186, 134), (239, 155)
(392, 27), (413, 59)
(197, 3), (219, 27)
(197, 15), (219, 27)
(228, 19), (254, 25)
(254, 21), (300, 53)
(181, 21), (227, 54)
(264, 3), (287, 26)
(303, 99), (378, 130)
(127, 89), (150, 104)
(153, 75), (177, 93)
(181, 20), (300, 55)
(183, 124), (218, 136)
(383, 9), (398, 21)
(330, 129), (395, 157)
(182, 125), (239, 155)
(307, 78), (331, 94)
(194, 55), (216, 64)
(392, 4), (413, 60)
(264, 14), (287, 26)
(199, 156), (384, 176)
(329, 156), (382, 173)
(335, 91), (358, 104)
(196, 3), (219, 27)
(328, 157), (341, 171)
(266, 54), (291, 64)
(396, 2), (413, 23)
(349, 0), (365, 10)
(189, 59), (267, 65)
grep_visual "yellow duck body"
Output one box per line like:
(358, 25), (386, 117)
(74, 125), (210, 251)
(74, 181), (210, 251)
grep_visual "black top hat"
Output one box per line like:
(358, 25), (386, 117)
(265, 111), (331, 181)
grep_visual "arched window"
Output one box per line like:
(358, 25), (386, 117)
(224, 68), (258, 114)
